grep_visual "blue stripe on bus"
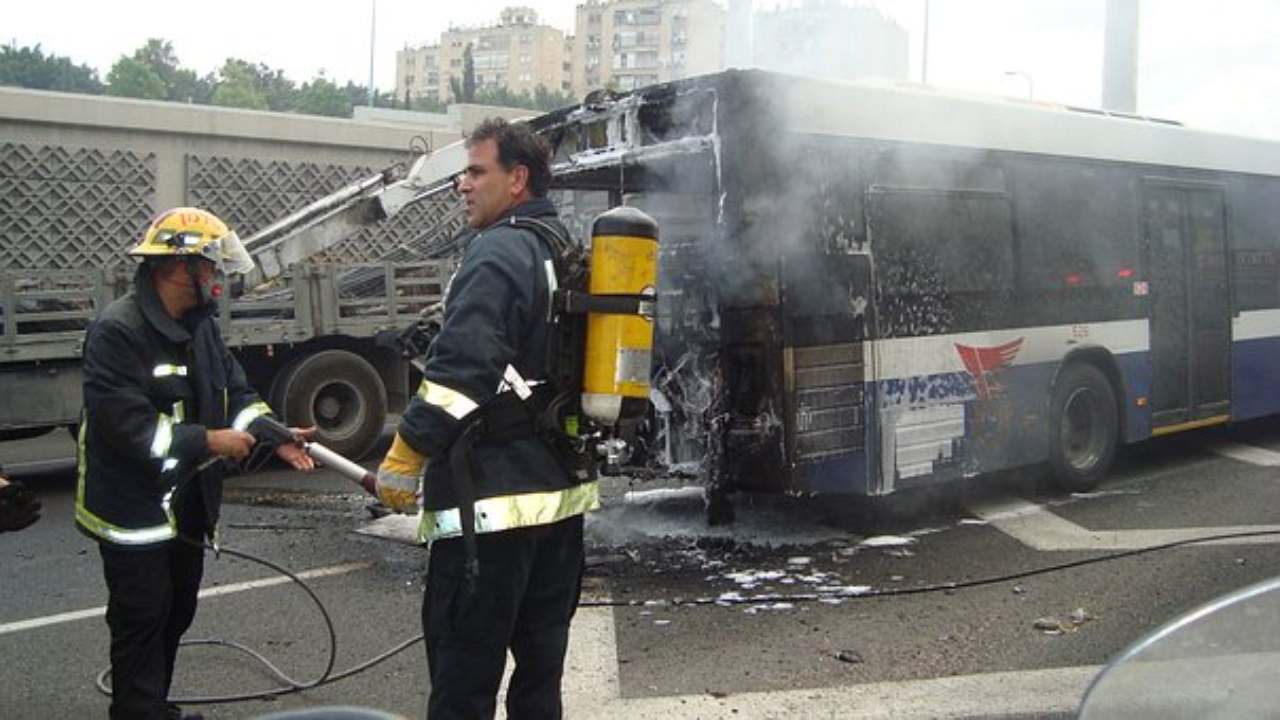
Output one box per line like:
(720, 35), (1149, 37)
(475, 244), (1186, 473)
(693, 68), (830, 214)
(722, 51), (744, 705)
(792, 350), (1151, 495)
(1232, 336), (1280, 421)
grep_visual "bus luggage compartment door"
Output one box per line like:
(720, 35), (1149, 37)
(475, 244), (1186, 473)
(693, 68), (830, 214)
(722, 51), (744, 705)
(781, 252), (873, 495)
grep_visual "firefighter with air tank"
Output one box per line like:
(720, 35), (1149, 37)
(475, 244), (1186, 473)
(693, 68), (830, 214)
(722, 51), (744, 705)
(375, 117), (658, 719)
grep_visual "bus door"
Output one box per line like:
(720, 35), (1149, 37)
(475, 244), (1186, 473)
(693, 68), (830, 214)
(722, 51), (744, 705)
(1144, 182), (1231, 432)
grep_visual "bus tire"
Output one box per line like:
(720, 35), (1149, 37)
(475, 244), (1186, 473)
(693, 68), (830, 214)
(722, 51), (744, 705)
(276, 349), (387, 460)
(1048, 362), (1118, 492)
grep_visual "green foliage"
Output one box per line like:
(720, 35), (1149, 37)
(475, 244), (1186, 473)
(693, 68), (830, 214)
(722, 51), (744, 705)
(450, 43), (477, 103)
(532, 85), (577, 111)
(295, 76), (351, 117)
(0, 44), (102, 93)
(211, 59), (268, 109)
(212, 58), (295, 111)
(4, 38), (573, 118)
(171, 68), (214, 104)
(410, 94), (448, 113)
(471, 84), (578, 112)
(105, 56), (167, 100)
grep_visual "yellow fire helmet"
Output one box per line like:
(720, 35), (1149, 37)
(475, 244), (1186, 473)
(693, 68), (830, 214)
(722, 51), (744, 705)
(128, 207), (255, 275)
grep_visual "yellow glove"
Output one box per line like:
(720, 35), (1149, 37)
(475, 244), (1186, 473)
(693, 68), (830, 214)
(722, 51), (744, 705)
(376, 433), (426, 514)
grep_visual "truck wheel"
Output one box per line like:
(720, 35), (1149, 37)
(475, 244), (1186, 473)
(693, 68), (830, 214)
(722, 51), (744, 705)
(1048, 363), (1118, 493)
(277, 350), (387, 460)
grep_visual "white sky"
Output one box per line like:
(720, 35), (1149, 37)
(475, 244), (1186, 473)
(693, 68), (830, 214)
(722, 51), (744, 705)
(6, 1), (1279, 140)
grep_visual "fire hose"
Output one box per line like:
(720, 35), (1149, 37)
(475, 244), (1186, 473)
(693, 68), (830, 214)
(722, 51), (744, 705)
(91, 422), (1280, 707)
(94, 417), (421, 706)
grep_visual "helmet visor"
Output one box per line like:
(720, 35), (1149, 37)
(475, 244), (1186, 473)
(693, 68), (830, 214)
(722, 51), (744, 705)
(209, 232), (256, 275)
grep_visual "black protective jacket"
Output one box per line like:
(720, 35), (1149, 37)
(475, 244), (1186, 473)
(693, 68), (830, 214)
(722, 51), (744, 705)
(398, 197), (598, 543)
(76, 266), (271, 547)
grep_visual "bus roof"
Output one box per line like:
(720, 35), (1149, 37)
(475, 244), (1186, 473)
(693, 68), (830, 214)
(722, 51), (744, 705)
(714, 70), (1280, 178)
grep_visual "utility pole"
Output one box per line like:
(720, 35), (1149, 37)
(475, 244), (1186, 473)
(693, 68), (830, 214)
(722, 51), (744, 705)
(368, 0), (377, 107)
(921, 0), (930, 84)
(1102, 0), (1139, 112)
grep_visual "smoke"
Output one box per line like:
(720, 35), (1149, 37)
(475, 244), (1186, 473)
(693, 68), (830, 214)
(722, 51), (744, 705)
(746, 3), (910, 83)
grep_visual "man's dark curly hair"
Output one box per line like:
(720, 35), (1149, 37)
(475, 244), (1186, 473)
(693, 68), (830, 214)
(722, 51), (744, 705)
(466, 117), (553, 197)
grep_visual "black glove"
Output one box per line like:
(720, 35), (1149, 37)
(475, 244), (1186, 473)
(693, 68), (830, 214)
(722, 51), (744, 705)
(0, 478), (42, 533)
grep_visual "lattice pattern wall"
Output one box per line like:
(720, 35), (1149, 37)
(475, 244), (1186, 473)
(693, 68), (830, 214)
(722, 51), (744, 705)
(186, 154), (466, 264)
(0, 143), (156, 270)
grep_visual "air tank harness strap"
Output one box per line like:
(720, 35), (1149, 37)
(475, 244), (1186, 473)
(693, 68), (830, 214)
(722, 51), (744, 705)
(445, 388), (549, 595)
(505, 217), (651, 318)
(447, 419), (483, 595)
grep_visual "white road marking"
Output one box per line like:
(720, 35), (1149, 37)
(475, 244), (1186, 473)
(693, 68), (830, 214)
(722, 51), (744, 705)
(1207, 440), (1280, 467)
(0, 561), (372, 636)
(970, 498), (1280, 551)
(558, 607), (1099, 719)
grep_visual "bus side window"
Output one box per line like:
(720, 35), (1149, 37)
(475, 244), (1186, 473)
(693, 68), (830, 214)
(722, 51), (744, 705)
(867, 187), (1016, 337)
(1009, 160), (1142, 326)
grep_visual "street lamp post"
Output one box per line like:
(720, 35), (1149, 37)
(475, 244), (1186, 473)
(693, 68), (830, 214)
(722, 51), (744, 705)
(1004, 70), (1034, 99)
(922, 0), (930, 84)
(368, 0), (376, 107)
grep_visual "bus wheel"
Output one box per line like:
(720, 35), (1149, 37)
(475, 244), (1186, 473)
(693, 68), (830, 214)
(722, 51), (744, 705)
(1048, 363), (1118, 492)
(277, 349), (387, 460)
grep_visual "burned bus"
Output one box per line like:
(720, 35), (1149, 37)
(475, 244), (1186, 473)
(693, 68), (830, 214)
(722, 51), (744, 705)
(528, 68), (1280, 506)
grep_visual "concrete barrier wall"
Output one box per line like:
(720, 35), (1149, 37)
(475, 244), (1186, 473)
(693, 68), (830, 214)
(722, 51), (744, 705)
(0, 87), (472, 269)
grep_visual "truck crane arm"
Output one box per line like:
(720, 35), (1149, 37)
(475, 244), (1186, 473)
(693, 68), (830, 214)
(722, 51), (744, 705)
(241, 140), (467, 280)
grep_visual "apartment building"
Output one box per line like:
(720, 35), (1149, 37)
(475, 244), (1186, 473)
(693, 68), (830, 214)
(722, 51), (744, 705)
(571, 0), (726, 97)
(396, 44), (442, 104)
(396, 7), (571, 105)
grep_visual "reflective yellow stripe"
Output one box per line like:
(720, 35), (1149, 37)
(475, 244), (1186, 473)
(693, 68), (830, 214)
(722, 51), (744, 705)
(231, 401), (272, 432)
(172, 401), (185, 423)
(152, 364), (188, 378)
(76, 417), (176, 545)
(417, 481), (599, 544)
(417, 380), (480, 420)
(150, 414), (174, 458)
(1150, 414), (1230, 437)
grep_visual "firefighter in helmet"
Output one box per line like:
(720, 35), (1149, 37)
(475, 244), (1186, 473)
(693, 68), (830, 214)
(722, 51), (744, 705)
(78, 208), (314, 720)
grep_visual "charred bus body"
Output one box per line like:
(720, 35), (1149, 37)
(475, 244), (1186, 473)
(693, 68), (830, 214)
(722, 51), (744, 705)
(529, 69), (1280, 501)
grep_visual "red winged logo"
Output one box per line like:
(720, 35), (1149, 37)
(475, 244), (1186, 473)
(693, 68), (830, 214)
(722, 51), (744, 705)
(954, 338), (1024, 399)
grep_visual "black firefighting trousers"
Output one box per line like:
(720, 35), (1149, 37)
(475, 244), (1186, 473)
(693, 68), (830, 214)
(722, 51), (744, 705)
(423, 514), (585, 720)
(98, 538), (204, 720)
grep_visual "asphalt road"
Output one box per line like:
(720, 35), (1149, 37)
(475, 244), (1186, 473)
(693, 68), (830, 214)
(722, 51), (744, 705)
(4, 420), (1280, 718)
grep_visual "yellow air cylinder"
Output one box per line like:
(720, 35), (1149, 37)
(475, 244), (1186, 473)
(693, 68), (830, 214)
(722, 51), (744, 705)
(582, 207), (659, 426)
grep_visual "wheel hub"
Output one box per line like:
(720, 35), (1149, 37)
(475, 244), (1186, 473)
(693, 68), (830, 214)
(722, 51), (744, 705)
(312, 380), (364, 437)
(1062, 387), (1104, 471)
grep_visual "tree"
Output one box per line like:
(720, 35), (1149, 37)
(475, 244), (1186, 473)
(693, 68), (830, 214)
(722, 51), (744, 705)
(130, 39), (180, 97)
(0, 44), (102, 93)
(210, 58), (295, 111)
(211, 59), (268, 110)
(170, 68), (214, 104)
(295, 75), (351, 117)
(257, 65), (298, 111)
(410, 94), (447, 113)
(533, 85), (577, 111)
(342, 80), (370, 109)
(105, 56), (167, 99)
(449, 43), (476, 103)
(474, 85), (531, 109)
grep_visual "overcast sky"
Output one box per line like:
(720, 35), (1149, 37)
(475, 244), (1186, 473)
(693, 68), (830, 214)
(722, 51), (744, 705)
(6, 1), (1279, 140)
